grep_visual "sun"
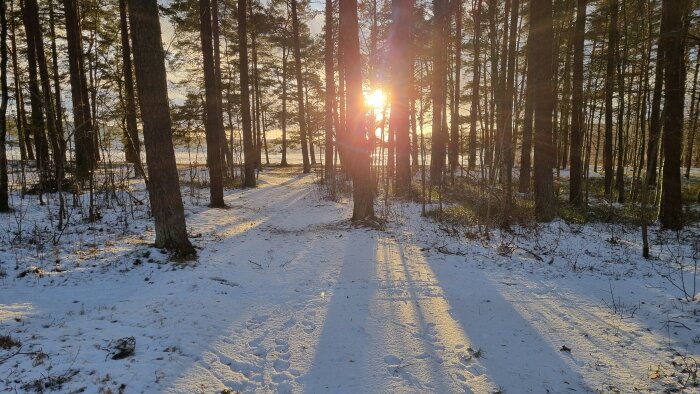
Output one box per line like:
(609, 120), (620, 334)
(365, 89), (387, 112)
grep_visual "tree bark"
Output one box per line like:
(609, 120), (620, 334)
(0, 0), (9, 212)
(281, 46), (288, 166)
(324, 0), (335, 181)
(290, 0), (311, 173)
(659, 0), (689, 230)
(569, 0), (586, 205)
(64, 0), (95, 182)
(502, 0), (519, 204)
(684, 42), (699, 179)
(340, 0), (375, 220)
(127, 0), (194, 256)
(199, 0), (225, 207)
(9, 0), (32, 161)
(530, 0), (556, 221)
(391, 0), (412, 192)
(119, 0), (141, 168)
(603, 0), (618, 197)
(448, 0), (462, 173)
(22, 0), (49, 187)
(238, 0), (256, 187)
(211, 0), (233, 178)
(48, 2), (66, 164)
(519, 27), (534, 193)
(469, 0), (481, 171)
(25, 0), (62, 185)
(430, 0), (448, 183)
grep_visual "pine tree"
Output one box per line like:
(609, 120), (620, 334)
(340, 0), (375, 220)
(127, 0), (194, 256)
(531, 0), (556, 221)
(199, 0), (225, 207)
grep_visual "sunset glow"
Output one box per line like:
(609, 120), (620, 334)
(365, 89), (387, 112)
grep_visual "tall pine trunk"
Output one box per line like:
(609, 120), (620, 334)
(659, 0), (689, 230)
(519, 20), (534, 193)
(119, 0), (141, 168)
(127, 0), (194, 256)
(430, 0), (448, 183)
(603, 0), (618, 197)
(448, 0), (462, 173)
(238, 0), (256, 187)
(64, 0), (95, 182)
(291, 0), (311, 173)
(0, 0), (8, 212)
(323, 0), (335, 181)
(199, 0), (225, 207)
(530, 0), (556, 221)
(340, 0), (375, 220)
(569, 0), (586, 205)
(502, 0), (519, 205)
(391, 0), (412, 192)
(469, 0), (481, 171)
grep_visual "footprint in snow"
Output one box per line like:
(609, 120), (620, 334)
(384, 355), (401, 365)
(301, 319), (316, 333)
(273, 359), (290, 372)
(246, 314), (269, 330)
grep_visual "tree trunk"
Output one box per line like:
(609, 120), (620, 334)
(127, 0), (194, 256)
(238, 0), (256, 187)
(22, 0), (49, 187)
(519, 22), (534, 193)
(0, 0), (9, 212)
(25, 0), (62, 185)
(64, 0), (95, 182)
(469, 0), (481, 171)
(603, 0), (618, 197)
(448, 0), (462, 173)
(290, 0), (311, 173)
(530, 0), (556, 221)
(281, 46), (288, 166)
(48, 2), (66, 165)
(391, 0), (412, 192)
(659, 0), (689, 230)
(119, 0), (141, 168)
(324, 0), (334, 181)
(502, 0), (519, 205)
(199, 0), (225, 207)
(647, 0), (664, 187)
(211, 0), (232, 178)
(9, 0), (31, 161)
(684, 42), (699, 179)
(569, 0), (586, 205)
(340, 0), (375, 220)
(430, 0), (448, 183)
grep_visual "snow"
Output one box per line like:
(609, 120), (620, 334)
(1, 166), (699, 393)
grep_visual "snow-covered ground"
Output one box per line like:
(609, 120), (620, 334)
(1, 167), (699, 393)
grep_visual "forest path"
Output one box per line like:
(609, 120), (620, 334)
(1, 169), (688, 393)
(166, 169), (673, 393)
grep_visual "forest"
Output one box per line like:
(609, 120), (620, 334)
(0, 0), (699, 392)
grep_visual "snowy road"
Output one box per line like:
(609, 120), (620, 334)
(1, 169), (698, 393)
